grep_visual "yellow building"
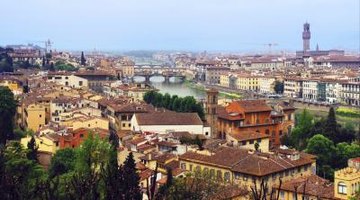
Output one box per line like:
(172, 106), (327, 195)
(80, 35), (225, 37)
(236, 76), (260, 91)
(226, 131), (270, 152)
(0, 78), (23, 95)
(220, 74), (230, 88)
(21, 134), (59, 154)
(276, 174), (336, 200)
(60, 117), (109, 130)
(24, 103), (47, 132)
(334, 158), (360, 199)
(179, 147), (316, 191)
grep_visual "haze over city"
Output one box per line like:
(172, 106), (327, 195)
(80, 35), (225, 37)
(1, 0), (359, 52)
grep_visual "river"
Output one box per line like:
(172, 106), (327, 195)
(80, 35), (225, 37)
(133, 76), (206, 100)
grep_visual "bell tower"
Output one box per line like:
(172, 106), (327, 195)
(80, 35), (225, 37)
(302, 22), (311, 52)
(205, 88), (218, 138)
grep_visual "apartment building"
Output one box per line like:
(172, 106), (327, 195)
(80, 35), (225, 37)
(179, 147), (316, 192)
(284, 78), (303, 98)
(340, 82), (360, 107)
(259, 77), (277, 94)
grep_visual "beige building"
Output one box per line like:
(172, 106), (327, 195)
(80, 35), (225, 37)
(259, 77), (277, 94)
(284, 78), (303, 98)
(226, 131), (270, 152)
(334, 158), (360, 199)
(179, 147), (316, 192)
(47, 74), (88, 89)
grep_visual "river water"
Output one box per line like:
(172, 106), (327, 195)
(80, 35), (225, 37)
(133, 76), (206, 100)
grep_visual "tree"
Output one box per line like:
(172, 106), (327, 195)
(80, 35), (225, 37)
(324, 107), (338, 141)
(274, 81), (284, 94)
(102, 142), (124, 200)
(69, 133), (112, 200)
(306, 134), (336, 179)
(26, 135), (38, 162)
(165, 171), (230, 199)
(254, 142), (260, 152)
(0, 51), (13, 73)
(81, 51), (86, 66)
(122, 152), (142, 200)
(0, 86), (17, 145)
(288, 109), (314, 150)
(1, 141), (46, 199)
(49, 148), (76, 178)
(195, 135), (204, 150)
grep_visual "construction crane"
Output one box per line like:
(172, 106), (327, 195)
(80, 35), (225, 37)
(237, 42), (279, 54)
(263, 43), (278, 54)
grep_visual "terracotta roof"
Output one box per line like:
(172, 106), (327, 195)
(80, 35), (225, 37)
(134, 112), (203, 126)
(228, 100), (272, 113)
(276, 174), (337, 200)
(139, 168), (154, 181)
(180, 147), (315, 177)
(228, 131), (269, 142)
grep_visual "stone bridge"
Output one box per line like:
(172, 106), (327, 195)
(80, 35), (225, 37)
(134, 66), (187, 82)
(133, 70), (186, 83)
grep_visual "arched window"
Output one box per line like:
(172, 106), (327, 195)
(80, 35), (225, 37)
(224, 172), (231, 182)
(217, 170), (222, 180)
(210, 169), (215, 178)
(338, 182), (347, 194)
(195, 166), (201, 172)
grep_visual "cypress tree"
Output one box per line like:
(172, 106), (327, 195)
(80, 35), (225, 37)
(0, 86), (17, 145)
(123, 152), (141, 200)
(27, 135), (38, 162)
(80, 51), (86, 66)
(324, 107), (339, 143)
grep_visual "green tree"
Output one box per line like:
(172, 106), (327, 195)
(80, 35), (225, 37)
(81, 51), (86, 66)
(306, 134), (336, 179)
(274, 81), (284, 94)
(102, 142), (125, 200)
(1, 141), (47, 199)
(162, 93), (171, 108)
(26, 135), (38, 162)
(122, 152), (141, 200)
(324, 107), (338, 141)
(195, 135), (204, 150)
(69, 133), (112, 200)
(0, 51), (13, 73)
(49, 148), (76, 178)
(0, 86), (17, 145)
(288, 109), (314, 150)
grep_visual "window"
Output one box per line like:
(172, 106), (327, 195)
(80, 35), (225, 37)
(79, 81), (83, 86)
(39, 114), (42, 118)
(241, 141), (246, 146)
(279, 191), (285, 200)
(257, 139), (261, 143)
(265, 129), (270, 135)
(249, 140), (254, 144)
(180, 163), (186, 170)
(338, 182), (347, 194)
(210, 169), (215, 178)
(224, 172), (231, 182)
(122, 123), (126, 127)
(80, 134), (84, 138)
(189, 164), (193, 171)
(217, 170), (222, 180)
(195, 166), (201, 172)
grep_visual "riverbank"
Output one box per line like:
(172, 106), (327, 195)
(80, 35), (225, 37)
(184, 80), (242, 99)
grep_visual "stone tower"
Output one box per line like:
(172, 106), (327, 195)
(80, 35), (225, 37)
(302, 22), (311, 52)
(205, 88), (219, 138)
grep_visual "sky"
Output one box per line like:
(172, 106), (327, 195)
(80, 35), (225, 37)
(1, 0), (359, 52)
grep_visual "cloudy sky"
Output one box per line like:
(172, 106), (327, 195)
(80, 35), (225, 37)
(1, 0), (359, 52)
